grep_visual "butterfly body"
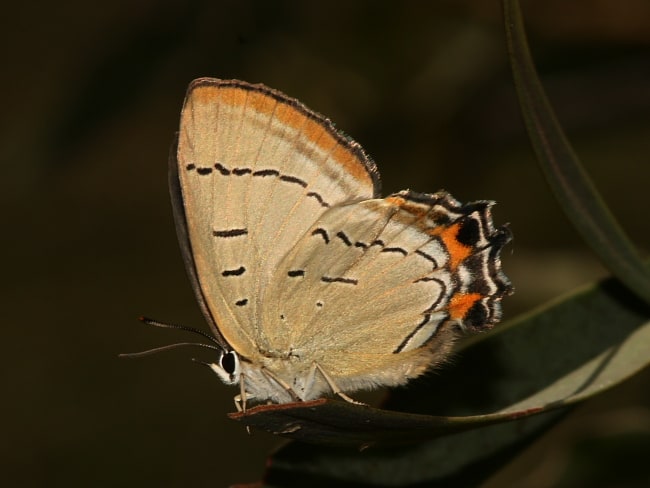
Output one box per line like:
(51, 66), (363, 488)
(172, 78), (512, 409)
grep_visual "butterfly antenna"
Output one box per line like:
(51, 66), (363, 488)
(119, 317), (225, 358)
(119, 342), (221, 359)
(138, 316), (221, 345)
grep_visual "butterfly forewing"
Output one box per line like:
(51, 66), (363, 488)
(176, 79), (379, 357)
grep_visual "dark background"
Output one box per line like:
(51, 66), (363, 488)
(2, 1), (649, 486)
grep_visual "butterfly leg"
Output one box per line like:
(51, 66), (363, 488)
(260, 367), (301, 402)
(234, 373), (257, 412)
(234, 385), (245, 413)
(234, 394), (244, 412)
(310, 362), (366, 405)
(234, 383), (254, 434)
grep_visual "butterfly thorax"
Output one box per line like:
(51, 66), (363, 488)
(240, 353), (329, 403)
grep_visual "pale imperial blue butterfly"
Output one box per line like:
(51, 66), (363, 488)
(162, 78), (512, 411)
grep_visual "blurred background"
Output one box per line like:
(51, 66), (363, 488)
(2, 0), (649, 486)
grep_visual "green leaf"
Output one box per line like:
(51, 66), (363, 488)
(503, 0), (650, 306)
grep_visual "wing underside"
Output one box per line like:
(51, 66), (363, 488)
(174, 79), (379, 357)
(261, 190), (512, 381)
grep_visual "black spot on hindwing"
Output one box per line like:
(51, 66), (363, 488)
(464, 301), (488, 328)
(336, 231), (352, 246)
(456, 217), (481, 247)
(311, 228), (330, 243)
(279, 174), (308, 187)
(382, 246), (407, 256)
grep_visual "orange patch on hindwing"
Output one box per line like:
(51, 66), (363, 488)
(429, 222), (471, 270)
(448, 292), (482, 321)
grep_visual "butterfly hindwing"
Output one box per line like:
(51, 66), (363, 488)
(261, 190), (512, 387)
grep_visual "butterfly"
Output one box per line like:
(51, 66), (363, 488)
(168, 78), (512, 411)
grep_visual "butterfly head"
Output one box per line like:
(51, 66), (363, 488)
(209, 349), (241, 385)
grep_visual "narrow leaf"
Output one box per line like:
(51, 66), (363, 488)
(230, 267), (650, 445)
(252, 270), (650, 485)
(503, 0), (650, 305)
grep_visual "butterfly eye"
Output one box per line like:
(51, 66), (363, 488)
(208, 350), (240, 386)
(220, 350), (238, 376)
